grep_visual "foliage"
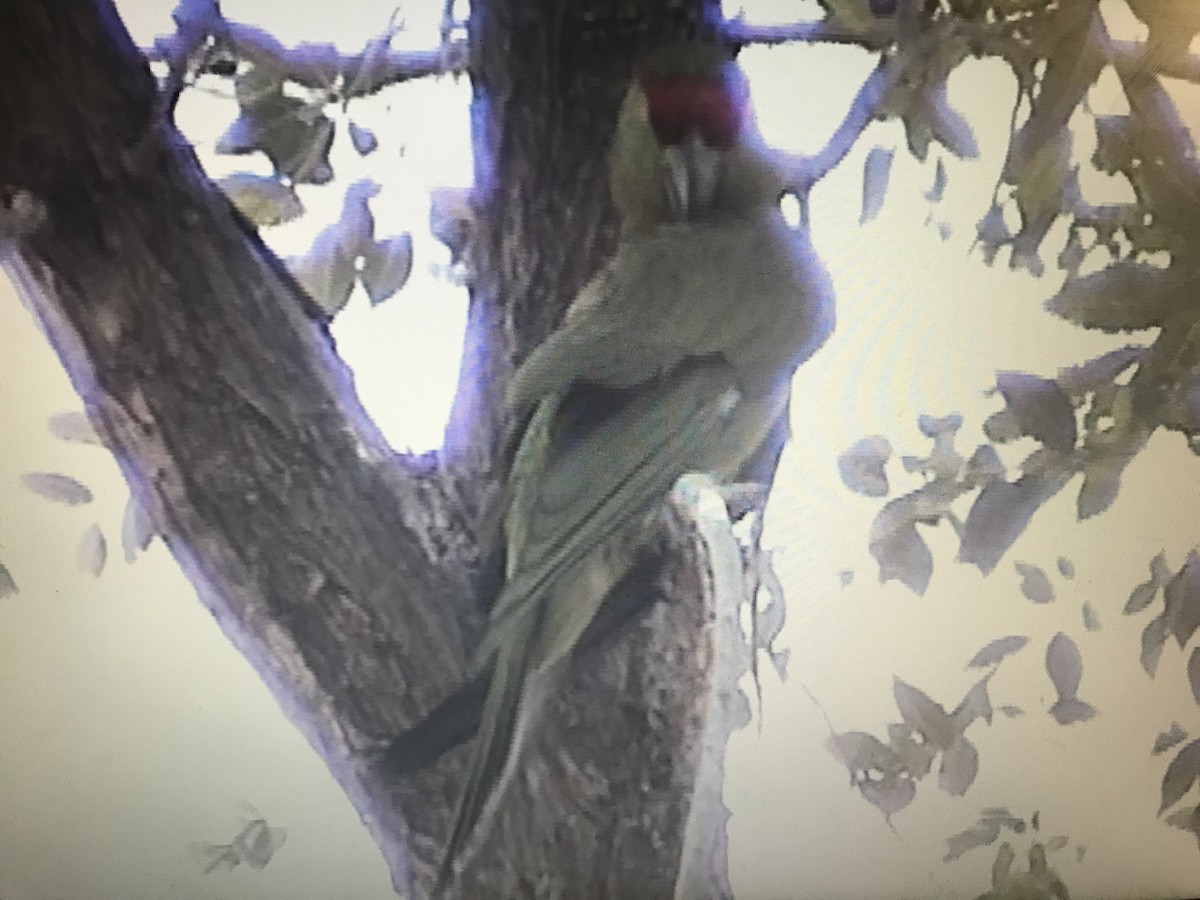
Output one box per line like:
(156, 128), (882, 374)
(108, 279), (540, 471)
(9, 0), (1200, 895)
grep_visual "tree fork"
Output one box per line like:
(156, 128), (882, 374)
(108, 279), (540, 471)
(0, 1), (745, 897)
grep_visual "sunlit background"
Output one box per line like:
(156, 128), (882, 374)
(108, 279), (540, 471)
(3, 1), (1200, 898)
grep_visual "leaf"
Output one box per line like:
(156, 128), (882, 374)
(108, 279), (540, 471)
(992, 841), (1015, 885)
(0, 560), (17, 598)
(348, 120), (378, 156)
(998, 704), (1025, 718)
(1165, 804), (1200, 832)
(1046, 632), (1082, 698)
(963, 445), (1005, 489)
(980, 807), (1026, 834)
(861, 145), (894, 224)
(1057, 556), (1075, 579)
(46, 411), (100, 445)
(1045, 835), (1069, 853)
(1082, 602), (1101, 632)
(22, 472), (93, 506)
(939, 736), (979, 796)
(959, 472), (1067, 575)
(769, 646), (790, 682)
(121, 494), (156, 563)
(887, 723), (936, 778)
(827, 731), (897, 774)
(994, 371), (1077, 453)
(1189, 649), (1200, 706)
(944, 821), (1001, 861)
(1152, 551), (1172, 583)
(1049, 696), (1097, 725)
(1016, 562), (1055, 604)
(428, 186), (474, 261)
(217, 67), (335, 184)
(859, 772), (916, 819)
(1077, 457), (1124, 519)
(234, 819), (287, 869)
(1057, 346), (1145, 396)
(1141, 613), (1170, 677)
(361, 233), (414, 306)
(1125, 579), (1159, 615)
(975, 203), (1011, 264)
(1153, 722), (1188, 756)
(1057, 229), (1086, 275)
(1045, 262), (1178, 332)
(77, 524), (106, 577)
(918, 413), (963, 438)
(870, 515), (933, 595)
(894, 677), (956, 750)
(968, 635), (1029, 669)
(1160, 739), (1200, 814)
(216, 173), (304, 227)
(925, 157), (947, 204)
(838, 435), (892, 497)
(287, 231), (357, 316)
(1164, 552), (1200, 649)
(952, 677), (993, 730)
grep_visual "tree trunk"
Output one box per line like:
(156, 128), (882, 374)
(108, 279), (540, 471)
(0, 1), (733, 897)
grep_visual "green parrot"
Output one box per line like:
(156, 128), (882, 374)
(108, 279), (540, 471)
(433, 41), (835, 886)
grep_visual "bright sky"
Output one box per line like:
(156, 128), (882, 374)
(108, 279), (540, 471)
(3, 2), (1200, 898)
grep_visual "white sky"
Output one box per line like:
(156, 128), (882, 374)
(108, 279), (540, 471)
(3, 1), (1200, 898)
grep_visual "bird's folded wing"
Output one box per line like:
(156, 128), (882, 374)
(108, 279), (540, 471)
(479, 357), (742, 664)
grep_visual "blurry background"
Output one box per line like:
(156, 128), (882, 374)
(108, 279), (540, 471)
(2, 1), (1200, 897)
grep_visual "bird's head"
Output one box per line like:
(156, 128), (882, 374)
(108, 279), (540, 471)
(610, 42), (779, 227)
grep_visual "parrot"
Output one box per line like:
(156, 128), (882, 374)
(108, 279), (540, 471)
(424, 40), (836, 886)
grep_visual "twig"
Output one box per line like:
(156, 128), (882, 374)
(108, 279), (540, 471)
(790, 55), (900, 194)
(143, 15), (467, 99)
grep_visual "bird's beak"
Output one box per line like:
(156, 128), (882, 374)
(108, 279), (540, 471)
(661, 132), (723, 220)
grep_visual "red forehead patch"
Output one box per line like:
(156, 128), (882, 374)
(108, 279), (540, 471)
(638, 71), (746, 150)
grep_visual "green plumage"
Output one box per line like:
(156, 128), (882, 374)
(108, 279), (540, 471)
(436, 44), (835, 887)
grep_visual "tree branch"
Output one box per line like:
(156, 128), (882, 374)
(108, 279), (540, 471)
(145, 9), (468, 101)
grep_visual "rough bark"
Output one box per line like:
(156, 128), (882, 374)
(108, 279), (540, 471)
(0, 1), (733, 897)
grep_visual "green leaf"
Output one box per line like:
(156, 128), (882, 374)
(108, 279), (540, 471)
(22, 472), (93, 506)
(894, 677), (956, 750)
(838, 435), (892, 497)
(994, 371), (1076, 454)
(46, 411), (100, 445)
(361, 233), (414, 306)
(1164, 552), (1200, 649)
(77, 523), (106, 577)
(1160, 738), (1200, 814)
(1153, 723), (1188, 756)
(0, 560), (17, 598)
(216, 173), (304, 227)
(967, 635), (1028, 669)
(1045, 262), (1178, 332)
(861, 146), (894, 224)
(1016, 562), (1055, 604)
(938, 736), (979, 796)
(1141, 613), (1169, 677)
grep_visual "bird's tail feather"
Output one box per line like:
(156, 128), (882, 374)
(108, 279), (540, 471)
(436, 610), (545, 890)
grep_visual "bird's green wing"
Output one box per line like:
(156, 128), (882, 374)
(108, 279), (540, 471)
(482, 356), (746, 662)
(437, 358), (752, 885)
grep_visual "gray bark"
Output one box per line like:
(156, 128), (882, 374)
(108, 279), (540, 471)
(0, 1), (735, 897)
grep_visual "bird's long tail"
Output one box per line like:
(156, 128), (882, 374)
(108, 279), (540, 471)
(436, 607), (545, 891)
